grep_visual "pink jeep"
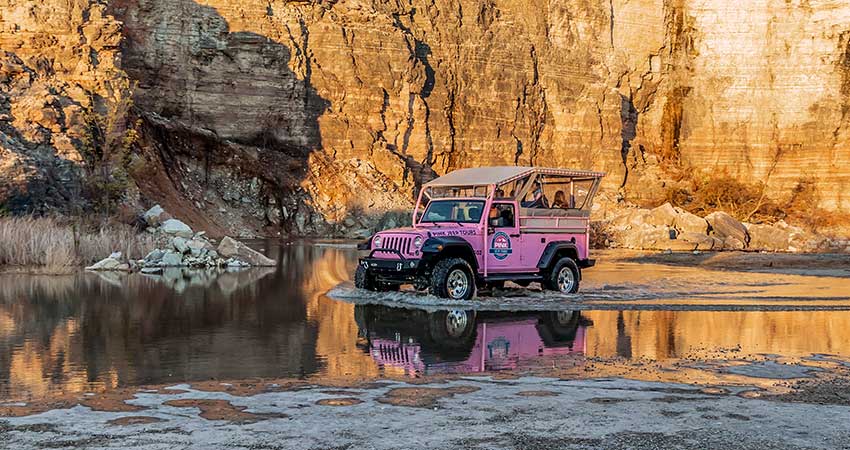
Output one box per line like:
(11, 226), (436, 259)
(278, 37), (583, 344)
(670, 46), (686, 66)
(356, 167), (604, 299)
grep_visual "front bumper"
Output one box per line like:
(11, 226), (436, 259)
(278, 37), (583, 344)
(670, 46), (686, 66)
(360, 255), (424, 282)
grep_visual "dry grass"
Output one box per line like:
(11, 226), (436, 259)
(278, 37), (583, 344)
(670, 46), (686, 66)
(0, 217), (158, 272)
(661, 175), (843, 230)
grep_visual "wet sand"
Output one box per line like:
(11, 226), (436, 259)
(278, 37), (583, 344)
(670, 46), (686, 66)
(3, 362), (850, 449)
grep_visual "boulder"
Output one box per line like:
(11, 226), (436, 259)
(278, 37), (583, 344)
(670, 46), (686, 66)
(673, 209), (709, 235)
(617, 223), (671, 250)
(85, 257), (125, 271)
(172, 237), (189, 254)
(746, 223), (792, 251)
(143, 204), (165, 226)
(187, 238), (211, 257)
(705, 212), (749, 246)
(144, 249), (164, 263)
(161, 219), (193, 238)
(217, 236), (277, 267)
(160, 250), (184, 267)
(722, 236), (746, 250)
(645, 203), (678, 228)
(679, 232), (721, 250)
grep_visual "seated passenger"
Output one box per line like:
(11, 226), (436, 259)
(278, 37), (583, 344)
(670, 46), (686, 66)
(521, 182), (549, 208)
(494, 188), (505, 198)
(552, 190), (567, 209)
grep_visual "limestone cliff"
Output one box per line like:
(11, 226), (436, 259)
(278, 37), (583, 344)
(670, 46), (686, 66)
(2, 0), (849, 236)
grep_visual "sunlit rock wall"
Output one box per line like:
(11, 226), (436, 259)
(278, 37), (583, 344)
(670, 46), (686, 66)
(2, 0), (850, 234)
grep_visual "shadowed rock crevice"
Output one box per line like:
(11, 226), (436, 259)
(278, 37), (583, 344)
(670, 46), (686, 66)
(109, 0), (330, 236)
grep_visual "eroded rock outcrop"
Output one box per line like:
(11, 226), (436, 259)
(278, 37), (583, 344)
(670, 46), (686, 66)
(2, 0), (850, 239)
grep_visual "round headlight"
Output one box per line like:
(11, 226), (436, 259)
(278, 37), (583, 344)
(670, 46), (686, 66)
(373, 235), (383, 248)
(413, 236), (423, 248)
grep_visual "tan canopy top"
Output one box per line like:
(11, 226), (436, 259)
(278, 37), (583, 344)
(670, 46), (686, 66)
(423, 166), (605, 187)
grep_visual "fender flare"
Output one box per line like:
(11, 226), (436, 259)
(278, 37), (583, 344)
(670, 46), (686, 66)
(537, 241), (581, 271)
(421, 236), (479, 271)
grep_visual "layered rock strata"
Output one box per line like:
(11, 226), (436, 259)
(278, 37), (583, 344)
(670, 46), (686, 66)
(2, 0), (850, 237)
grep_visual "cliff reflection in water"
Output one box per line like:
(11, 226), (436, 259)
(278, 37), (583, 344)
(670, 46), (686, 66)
(0, 244), (372, 401)
(3, 245), (850, 401)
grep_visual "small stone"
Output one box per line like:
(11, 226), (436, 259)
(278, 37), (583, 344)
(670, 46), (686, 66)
(109, 251), (122, 260)
(141, 267), (163, 275)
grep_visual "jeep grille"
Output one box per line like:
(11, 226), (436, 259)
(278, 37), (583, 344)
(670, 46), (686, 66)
(373, 234), (418, 259)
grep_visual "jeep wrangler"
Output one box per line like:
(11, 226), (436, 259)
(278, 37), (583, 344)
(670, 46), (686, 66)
(356, 166), (604, 299)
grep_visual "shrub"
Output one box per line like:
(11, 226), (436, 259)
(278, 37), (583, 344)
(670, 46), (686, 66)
(662, 175), (837, 230)
(78, 73), (141, 215)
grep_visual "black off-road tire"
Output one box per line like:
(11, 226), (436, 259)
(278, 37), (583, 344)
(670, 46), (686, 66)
(543, 257), (580, 293)
(430, 257), (476, 300)
(355, 265), (376, 290)
(427, 310), (477, 354)
(356, 265), (400, 292)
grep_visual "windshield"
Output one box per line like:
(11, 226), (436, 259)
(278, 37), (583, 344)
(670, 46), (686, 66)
(420, 200), (486, 224)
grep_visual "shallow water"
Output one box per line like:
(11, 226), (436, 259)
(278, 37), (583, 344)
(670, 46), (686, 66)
(2, 243), (850, 401)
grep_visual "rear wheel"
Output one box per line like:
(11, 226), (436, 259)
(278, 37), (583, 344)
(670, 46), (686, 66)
(430, 258), (475, 300)
(543, 257), (580, 293)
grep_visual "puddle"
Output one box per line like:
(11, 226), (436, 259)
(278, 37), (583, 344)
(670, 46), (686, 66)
(2, 245), (850, 402)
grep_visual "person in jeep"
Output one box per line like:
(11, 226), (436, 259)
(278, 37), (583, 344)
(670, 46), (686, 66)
(356, 167), (604, 299)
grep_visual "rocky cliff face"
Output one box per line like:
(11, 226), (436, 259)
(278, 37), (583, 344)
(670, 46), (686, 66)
(2, 0), (849, 236)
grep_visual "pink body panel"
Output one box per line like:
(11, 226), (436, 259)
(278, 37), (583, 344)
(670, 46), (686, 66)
(371, 199), (589, 274)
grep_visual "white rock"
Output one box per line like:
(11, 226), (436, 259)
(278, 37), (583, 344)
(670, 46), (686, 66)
(85, 257), (123, 271)
(109, 251), (122, 260)
(172, 237), (189, 254)
(161, 219), (193, 238)
(145, 249), (164, 262)
(706, 212), (749, 246)
(160, 251), (184, 267)
(217, 236), (276, 267)
(143, 205), (165, 226)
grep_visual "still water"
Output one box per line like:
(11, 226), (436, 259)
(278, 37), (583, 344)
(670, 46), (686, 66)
(2, 243), (850, 401)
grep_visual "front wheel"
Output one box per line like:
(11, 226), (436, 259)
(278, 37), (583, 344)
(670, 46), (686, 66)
(355, 265), (400, 292)
(543, 257), (580, 293)
(355, 264), (375, 290)
(430, 258), (476, 300)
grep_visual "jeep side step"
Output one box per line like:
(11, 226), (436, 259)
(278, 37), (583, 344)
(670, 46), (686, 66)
(482, 273), (544, 282)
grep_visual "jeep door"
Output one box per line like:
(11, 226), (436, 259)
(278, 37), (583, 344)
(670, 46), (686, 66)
(485, 202), (521, 272)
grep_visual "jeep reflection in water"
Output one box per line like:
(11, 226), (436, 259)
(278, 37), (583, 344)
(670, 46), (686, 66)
(356, 166), (605, 299)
